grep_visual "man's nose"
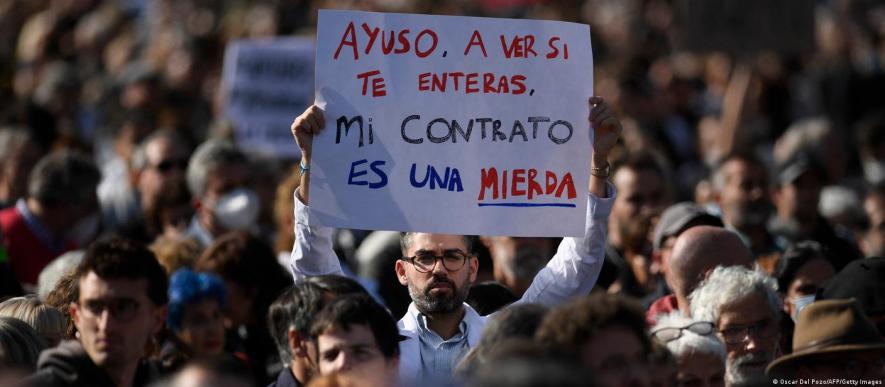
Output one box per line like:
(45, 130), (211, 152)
(744, 335), (758, 351)
(430, 258), (448, 274)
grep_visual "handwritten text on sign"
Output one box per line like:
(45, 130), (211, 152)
(310, 10), (593, 237)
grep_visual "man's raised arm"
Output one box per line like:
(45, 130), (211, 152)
(515, 96), (621, 306)
(289, 105), (344, 281)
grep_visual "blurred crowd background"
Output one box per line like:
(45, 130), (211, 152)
(1, 0), (884, 386)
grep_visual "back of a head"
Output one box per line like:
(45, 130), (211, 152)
(27, 150), (100, 208)
(458, 304), (549, 377)
(480, 303), (548, 348)
(669, 226), (753, 297)
(196, 231), (291, 317)
(0, 296), (64, 346)
(535, 293), (649, 356)
(468, 357), (597, 387)
(0, 316), (47, 373)
(466, 281), (518, 316)
(168, 354), (254, 387)
(309, 294), (400, 360)
(75, 236), (168, 307)
(36, 250), (83, 300)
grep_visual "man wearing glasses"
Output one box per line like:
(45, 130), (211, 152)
(690, 266), (783, 387)
(288, 97), (622, 384)
(23, 237), (168, 387)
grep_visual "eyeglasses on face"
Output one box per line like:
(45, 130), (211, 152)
(718, 318), (778, 345)
(651, 321), (715, 342)
(77, 298), (142, 323)
(401, 250), (468, 273)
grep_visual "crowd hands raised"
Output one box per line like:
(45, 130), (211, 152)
(1, 0), (885, 386)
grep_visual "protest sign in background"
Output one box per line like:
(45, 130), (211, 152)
(222, 38), (315, 158)
(311, 10), (594, 237)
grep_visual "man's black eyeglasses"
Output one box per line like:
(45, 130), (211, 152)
(401, 250), (469, 273)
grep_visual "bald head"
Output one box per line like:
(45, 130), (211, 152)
(666, 226), (753, 315)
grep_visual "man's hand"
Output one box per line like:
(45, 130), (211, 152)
(291, 104), (325, 204)
(589, 96), (622, 164)
(290, 104), (326, 161)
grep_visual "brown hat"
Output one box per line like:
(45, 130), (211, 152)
(766, 299), (885, 377)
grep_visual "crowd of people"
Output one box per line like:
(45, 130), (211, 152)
(1, 0), (885, 386)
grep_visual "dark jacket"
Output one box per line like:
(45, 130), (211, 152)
(267, 368), (302, 387)
(21, 340), (160, 387)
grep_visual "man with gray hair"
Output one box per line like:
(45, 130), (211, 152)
(185, 139), (256, 246)
(0, 151), (100, 288)
(690, 266), (782, 387)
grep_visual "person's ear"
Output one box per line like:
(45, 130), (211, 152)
(69, 302), (81, 328)
(395, 260), (408, 285)
(468, 255), (479, 282)
(289, 328), (308, 358)
(152, 305), (167, 335)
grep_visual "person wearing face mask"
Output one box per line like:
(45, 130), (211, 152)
(774, 241), (834, 322)
(185, 139), (260, 247)
(0, 151), (101, 290)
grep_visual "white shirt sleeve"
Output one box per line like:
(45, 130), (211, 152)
(514, 181), (616, 306)
(289, 192), (344, 282)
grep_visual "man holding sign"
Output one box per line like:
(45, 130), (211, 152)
(289, 10), (620, 385)
(288, 95), (620, 385)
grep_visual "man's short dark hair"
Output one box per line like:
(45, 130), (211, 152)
(400, 232), (475, 255)
(74, 237), (168, 306)
(309, 294), (400, 360)
(535, 293), (650, 356)
(267, 275), (368, 364)
(27, 151), (100, 207)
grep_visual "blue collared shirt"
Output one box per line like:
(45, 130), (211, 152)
(416, 313), (470, 385)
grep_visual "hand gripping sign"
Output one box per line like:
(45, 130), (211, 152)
(310, 10), (594, 237)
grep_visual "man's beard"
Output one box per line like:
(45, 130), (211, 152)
(409, 274), (471, 315)
(725, 350), (775, 387)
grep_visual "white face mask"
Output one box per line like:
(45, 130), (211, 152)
(69, 213), (100, 246)
(789, 294), (816, 322)
(213, 187), (260, 231)
(862, 159), (885, 185)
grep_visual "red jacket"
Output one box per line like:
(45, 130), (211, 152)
(646, 294), (678, 327)
(0, 206), (76, 287)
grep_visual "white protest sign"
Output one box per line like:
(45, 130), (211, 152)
(311, 10), (593, 237)
(222, 38), (314, 158)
